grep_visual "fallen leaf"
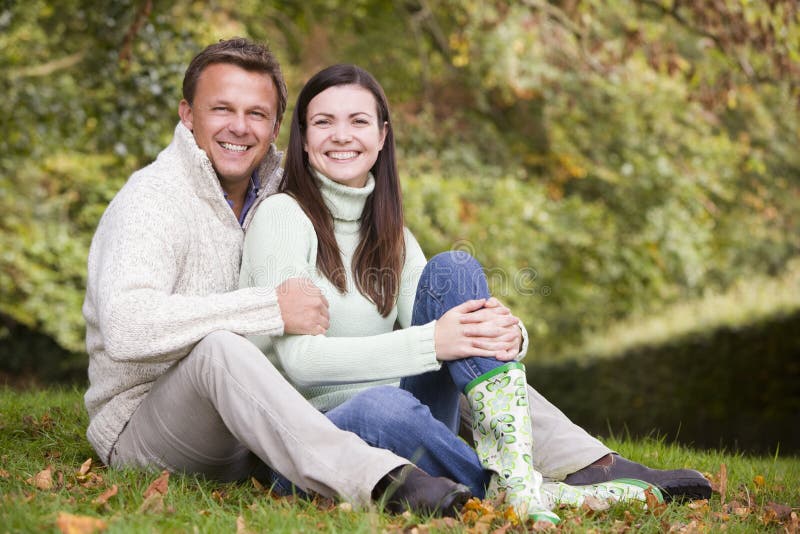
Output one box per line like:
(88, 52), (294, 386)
(251, 477), (265, 492)
(582, 495), (610, 512)
(687, 499), (709, 511)
(236, 515), (256, 534)
(645, 488), (667, 516)
(92, 484), (118, 506)
(55, 512), (107, 534)
(0, 469), (9, 478)
(764, 501), (792, 521)
(530, 518), (556, 531)
(143, 470), (169, 498)
(427, 518), (458, 529)
(338, 502), (353, 512)
(27, 466), (53, 490)
(753, 475), (765, 488)
(78, 458), (93, 477)
(138, 493), (165, 514)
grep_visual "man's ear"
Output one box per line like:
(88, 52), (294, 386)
(272, 120), (281, 143)
(178, 99), (193, 131)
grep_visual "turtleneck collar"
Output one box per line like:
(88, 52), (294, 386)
(315, 170), (375, 222)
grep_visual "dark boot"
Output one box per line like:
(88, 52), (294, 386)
(564, 453), (712, 502)
(373, 465), (471, 517)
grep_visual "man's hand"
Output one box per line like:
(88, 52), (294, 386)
(276, 278), (330, 335)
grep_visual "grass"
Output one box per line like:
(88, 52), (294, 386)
(1, 386), (798, 533)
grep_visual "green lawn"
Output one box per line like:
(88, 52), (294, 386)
(1, 386), (797, 533)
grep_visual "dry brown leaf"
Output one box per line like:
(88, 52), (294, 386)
(143, 470), (169, 498)
(788, 512), (799, 534)
(764, 501), (792, 521)
(92, 484), (118, 506)
(686, 499), (708, 510)
(427, 517), (458, 529)
(251, 477), (265, 492)
(530, 518), (557, 531)
(138, 493), (165, 514)
(490, 522), (512, 534)
(27, 466), (53, 490)
(0, 469), (10, 478)
(55, 512), (107, 534)
(645, 487), (667, 516)
(236, 515), (257, 534)
(582, 494), (610, 512)
(78, 458), (93, 477)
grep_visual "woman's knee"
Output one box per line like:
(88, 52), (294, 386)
(420, 251), (489, 300)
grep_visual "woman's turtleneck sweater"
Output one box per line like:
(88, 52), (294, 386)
(240, 172), (441, 412)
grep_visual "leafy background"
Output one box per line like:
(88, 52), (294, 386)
(2, 0), (798, 451)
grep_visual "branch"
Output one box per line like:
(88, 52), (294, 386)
(8, 51), (86, 79)
(119, 0), (153, 64)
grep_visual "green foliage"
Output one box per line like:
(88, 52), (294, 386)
(530, 306), (800, 454)
(1, 0), (798, 371)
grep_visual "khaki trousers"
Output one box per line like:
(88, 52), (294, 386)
(110, 331), (405, 505)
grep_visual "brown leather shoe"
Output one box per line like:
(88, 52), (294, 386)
(373, 465), (471, 516)
(564, 454), (711, 502)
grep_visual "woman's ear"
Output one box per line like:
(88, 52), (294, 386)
(378, 121), (388, 150)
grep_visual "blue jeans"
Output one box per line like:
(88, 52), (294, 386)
(276, 252), (505, 497)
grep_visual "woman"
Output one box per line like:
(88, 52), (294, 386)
(240, 64), (659, 523)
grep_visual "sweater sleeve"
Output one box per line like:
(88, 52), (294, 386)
(87, 183), (283, 364)
(241, 195), (441, 388)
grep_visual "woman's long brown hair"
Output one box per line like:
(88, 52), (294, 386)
(281, 64), (405, 317)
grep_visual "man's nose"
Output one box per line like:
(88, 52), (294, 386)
(228, 113), (249, 135)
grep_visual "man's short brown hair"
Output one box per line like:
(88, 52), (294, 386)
(183, 37), (288, 124)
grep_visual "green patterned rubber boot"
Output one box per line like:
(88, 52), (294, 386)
(542, 478), (665, 508)
(465, 362), (560, 525)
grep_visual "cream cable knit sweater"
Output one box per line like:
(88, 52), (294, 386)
(83, 123), (285, 463)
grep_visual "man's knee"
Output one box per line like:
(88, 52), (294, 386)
(187, 331), (267, 373)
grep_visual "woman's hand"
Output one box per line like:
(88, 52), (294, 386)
(434, 298), (522, 361)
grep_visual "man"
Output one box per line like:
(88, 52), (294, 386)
(84, 37), (709, 514)
(83, 37), (469, 515)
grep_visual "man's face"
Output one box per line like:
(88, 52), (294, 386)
(179, 63), (280, 191)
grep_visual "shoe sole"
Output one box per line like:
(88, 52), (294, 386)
(660, 482), (713, 503)
(439, 487), (472, 517)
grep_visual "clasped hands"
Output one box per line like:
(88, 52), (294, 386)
(276, 277), (522, 361)
(433, 297), (522, 362)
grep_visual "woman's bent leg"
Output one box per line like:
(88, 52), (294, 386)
(402, 252), (558, 522)
(325, 386), (490, 497)
(401, 251), (501, 428)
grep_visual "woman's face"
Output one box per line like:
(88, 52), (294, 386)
(304, 84), (387, 188)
